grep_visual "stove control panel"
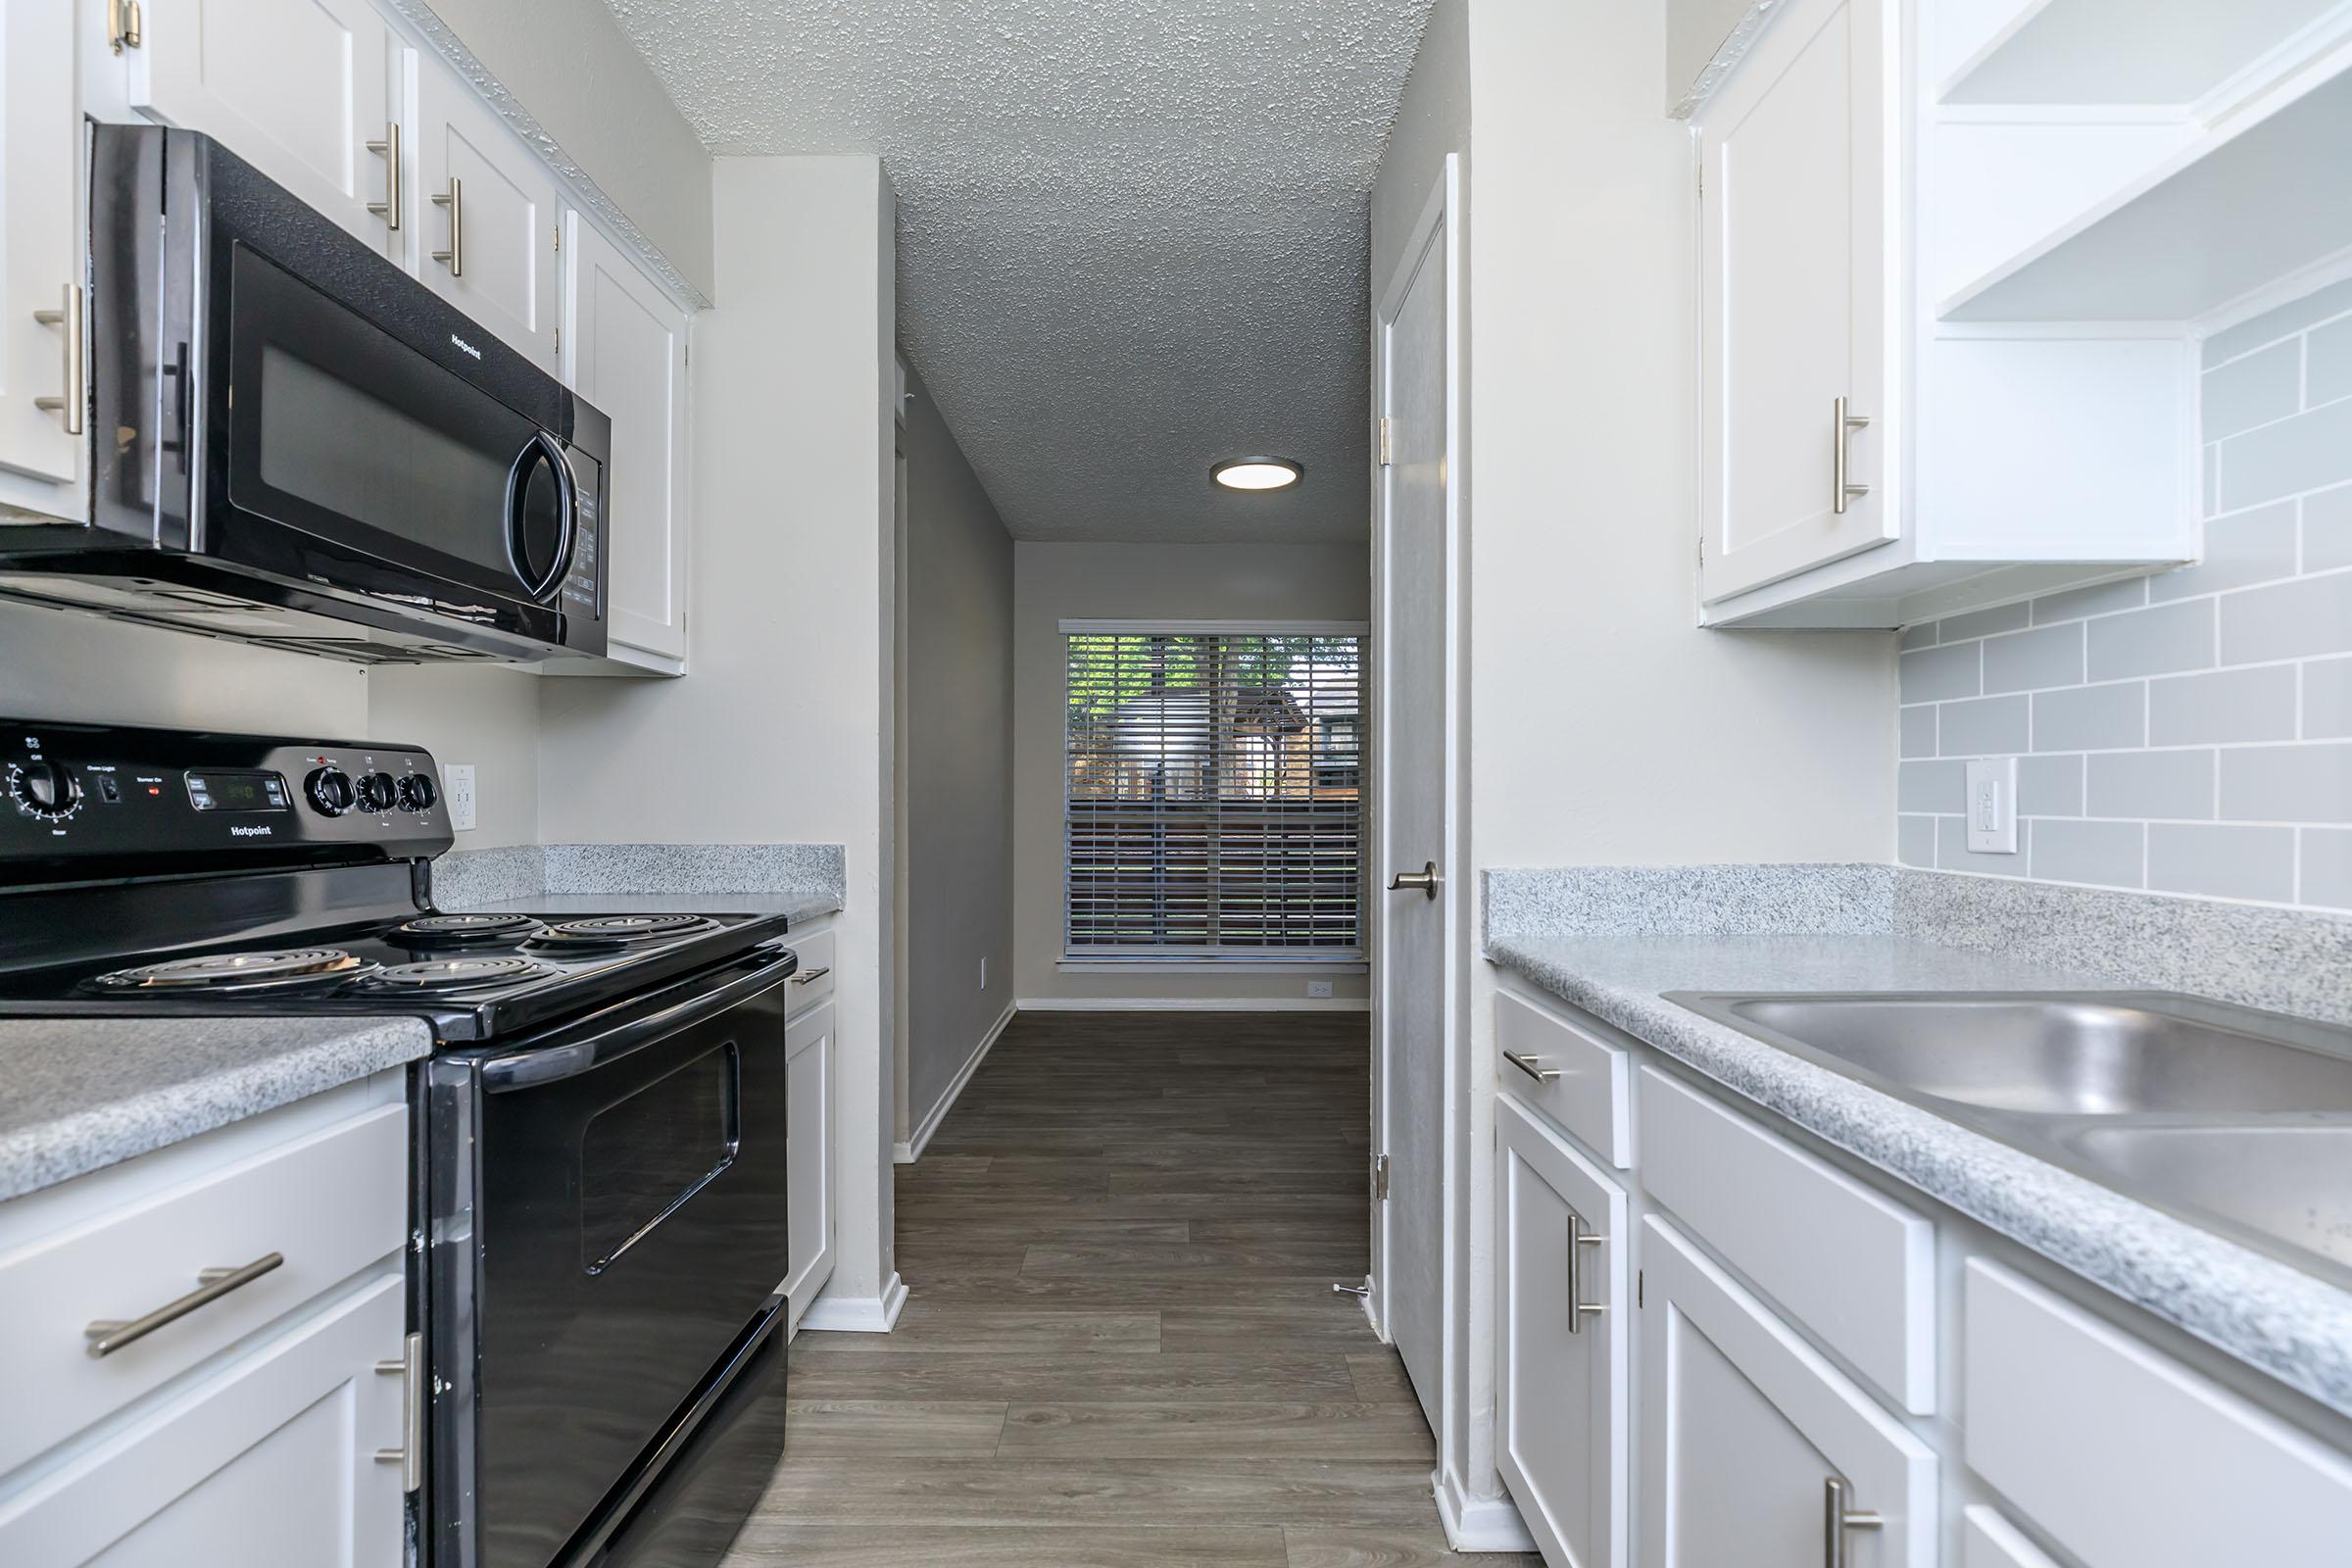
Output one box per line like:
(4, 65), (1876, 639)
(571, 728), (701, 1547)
(1, 718), (455, 877)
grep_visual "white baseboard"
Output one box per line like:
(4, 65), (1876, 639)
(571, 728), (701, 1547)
(797, 1271), (907, 1334)
(1434, 1466), (1537, 1554)
(896, 1002), (1015, 1163)
(1013, 996), (1370, 1012)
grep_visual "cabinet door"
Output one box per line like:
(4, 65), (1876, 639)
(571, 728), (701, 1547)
(128, 0), (399, 262)
(784, 1000), (835, 1328)
(0, 1272), (407, 1567)
(0, 0), (83, 495)
(1696, 0), (1896, 604)
(1497, 1096), (1629, 1568)
(564, 213), (690, 666)
(414, 64), (560, 368)
(1639, 1216), (1934, 1568)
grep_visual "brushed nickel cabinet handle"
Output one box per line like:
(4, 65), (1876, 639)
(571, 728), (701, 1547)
(789, 965), (831, 985)
(1566, 1210), (1606, 1335)
(367, 122), (401, 229)
(1823, 1476), (1885, 1568)
(1502, 1051), (1560, 1083)
(1832, 395), (1871, 515)
(373, 1331), (423, 1492)
(1387, 860), (1439, 900)
(431, 175), (463, 275)
(31, 284), (83, 435)
(84, 1251), (283, 1357)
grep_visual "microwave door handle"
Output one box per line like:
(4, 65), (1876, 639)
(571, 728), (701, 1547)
(480, 953), (796, 1091)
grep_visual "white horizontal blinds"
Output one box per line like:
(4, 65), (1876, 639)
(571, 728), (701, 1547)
(1065, 630), (1364, 957)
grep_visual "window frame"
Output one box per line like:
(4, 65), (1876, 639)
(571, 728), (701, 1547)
(1058, 617), (1370, 965)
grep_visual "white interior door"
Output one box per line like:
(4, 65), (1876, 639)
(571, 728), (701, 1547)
(1697, 0), (1893, 603)
(1372, 161), (1457, 1439)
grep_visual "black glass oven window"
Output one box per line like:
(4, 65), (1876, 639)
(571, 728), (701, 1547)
(257, 344), (514, 577)
(578, 1040), (742, 1275)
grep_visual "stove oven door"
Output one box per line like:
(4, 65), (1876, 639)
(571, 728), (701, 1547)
(427, 949), (795, 1568)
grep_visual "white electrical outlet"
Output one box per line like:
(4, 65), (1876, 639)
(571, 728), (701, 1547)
(1964, 757), (2018, 854)
(443, 763), (478, 832)
(1307, 979), (1335, 999)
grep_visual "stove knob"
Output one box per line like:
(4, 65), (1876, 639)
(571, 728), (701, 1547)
(306, 765), (355, 816)
(397, 772), (438, 812)
(355, 771), (399, 812)
(9, 760), (81, 820)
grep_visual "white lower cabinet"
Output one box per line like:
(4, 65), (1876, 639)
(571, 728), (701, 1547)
(1498, 1094), (1629, 1568)
(0, 1272), (407, 1567)
(783, 993), (836, 1329)
(1638, 1215), (1936, 1568)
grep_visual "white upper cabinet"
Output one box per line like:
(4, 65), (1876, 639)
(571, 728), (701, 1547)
(413, 60), (560, 370)
(1698, 0), (1896, 606)
(561, 213), (691, 671)
(1, 0), (88, 510)
(126, 0), (402, 264)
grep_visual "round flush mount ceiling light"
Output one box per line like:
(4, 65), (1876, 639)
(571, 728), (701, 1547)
(1211, 456), (1303, 492)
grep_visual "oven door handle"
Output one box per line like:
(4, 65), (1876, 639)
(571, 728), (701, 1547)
(480, 951), (798, 1091)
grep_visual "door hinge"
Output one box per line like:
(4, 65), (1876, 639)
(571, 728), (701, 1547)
(108, 0), (143, 51)
(1378, 416), (1393, 467)
(554, 222), (562, 252)
(1638, 1269), (1645, 1309)
(1696, 161), (1704, 199)
(1373, 1153), (1391, 1200)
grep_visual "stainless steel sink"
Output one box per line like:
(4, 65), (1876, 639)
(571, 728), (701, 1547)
(1671, 993), (2352, 1117)
(1663, 990), (2352, 1284)
(2058, 1123), (2352, 1271)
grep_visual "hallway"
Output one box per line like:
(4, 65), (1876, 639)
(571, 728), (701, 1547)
(724, 1012), (1537, 1566)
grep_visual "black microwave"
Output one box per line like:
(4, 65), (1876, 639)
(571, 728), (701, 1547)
(0, 123), (607, 664)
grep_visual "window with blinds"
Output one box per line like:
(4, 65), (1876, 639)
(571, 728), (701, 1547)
(1064, 626), (1365, 959)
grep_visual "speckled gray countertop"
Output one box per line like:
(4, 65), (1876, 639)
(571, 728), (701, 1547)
(454, 891), (841, 925)
(1486, 929), (2352, 1419)
(0, 1017), (431, 1201)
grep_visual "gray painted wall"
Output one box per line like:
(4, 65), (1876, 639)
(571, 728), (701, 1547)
(1010, 541), (1372, 1005)
(900, 360), (1016, 1142)
(410, 0), (715, 298)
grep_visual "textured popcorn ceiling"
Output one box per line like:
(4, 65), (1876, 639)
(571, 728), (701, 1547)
(603, 0), (1434, 542)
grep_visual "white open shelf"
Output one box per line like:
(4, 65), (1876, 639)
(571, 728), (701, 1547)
(1940, 0), (2349, 106)
(1939, 55), (2352, 321)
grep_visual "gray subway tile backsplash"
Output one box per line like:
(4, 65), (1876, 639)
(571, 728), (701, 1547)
(1894, 282), (2352, 911)
(2033, 682), (2146, 752)
(2198, 338), (2300, 442)
(2217, 568), (2352, 665)
(2147, 664), (2298, 746)
(2030, 818), (2144, 890)
(2220, 744), (2352, 824)
(2307, 657), (2352, 740)
(2149, 823), (2298, 903)
(1936, 694), (2030, 758)
(2086, 749), (2215, 820)
(1899, 642), (1981, 704)
(1982, 622), (2084, 693)
(2085, 598), (2215, 680)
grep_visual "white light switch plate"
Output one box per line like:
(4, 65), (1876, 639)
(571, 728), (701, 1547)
(1965, 757), (2018, 854)
(443, 763), (478, 832)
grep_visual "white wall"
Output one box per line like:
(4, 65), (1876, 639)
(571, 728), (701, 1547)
(403, 0), (714, 299)
(1666, 0), (1760, 108)
(1011, 541), (1372, 1007)
(369, 664), (543, 850)
(1370, 0), (1900, 1536)
(537, 155), (902, 1321)
(899, 360), (1015, 1147)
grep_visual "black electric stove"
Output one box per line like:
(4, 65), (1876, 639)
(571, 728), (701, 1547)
(0, 717), (795, 1568)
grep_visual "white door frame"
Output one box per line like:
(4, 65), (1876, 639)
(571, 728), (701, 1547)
(1368, 154), (1464, 1364)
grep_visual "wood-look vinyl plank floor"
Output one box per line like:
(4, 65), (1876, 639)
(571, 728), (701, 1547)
(726, 1011), (1536, 1566)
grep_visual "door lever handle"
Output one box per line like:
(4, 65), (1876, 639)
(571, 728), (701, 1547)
(1387, 861), (1439, 900)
